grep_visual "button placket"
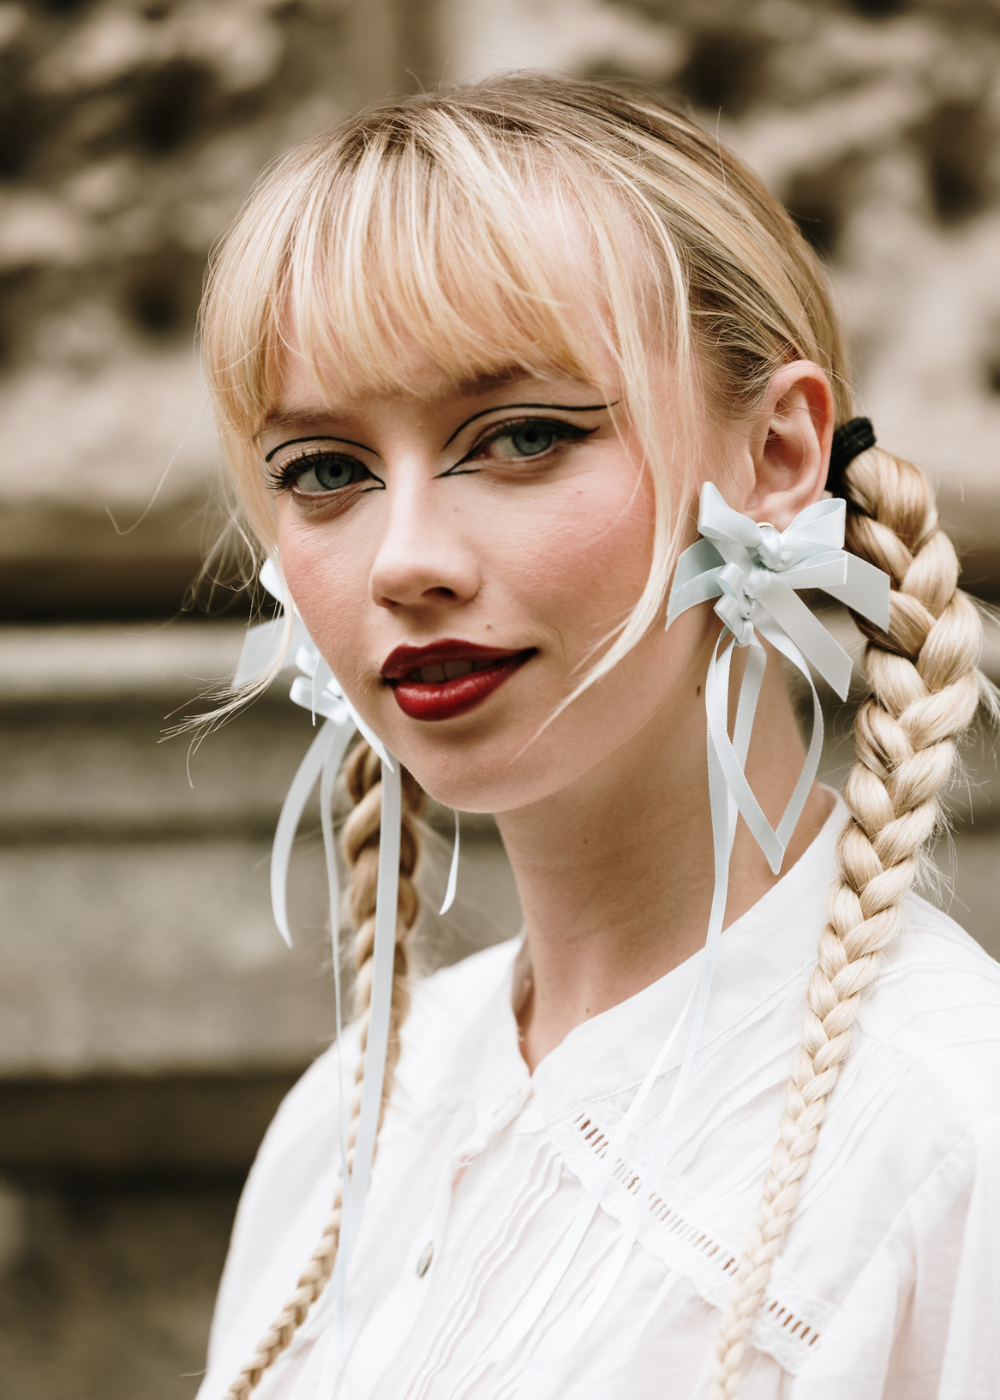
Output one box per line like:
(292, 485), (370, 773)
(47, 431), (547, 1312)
(413, 1115), (487, 1292)
(488, 1081), (532, 1137)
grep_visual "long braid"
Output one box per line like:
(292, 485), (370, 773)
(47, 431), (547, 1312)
(710, 447), (986, 1398)
(223, 740), (424, 1399)
(342, 742), (423, 1097)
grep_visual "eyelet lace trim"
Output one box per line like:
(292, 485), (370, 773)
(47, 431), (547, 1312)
(555, 1109), (836, 1375)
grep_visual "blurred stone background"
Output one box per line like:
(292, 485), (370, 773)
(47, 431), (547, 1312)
(1, 0), (999, 1395)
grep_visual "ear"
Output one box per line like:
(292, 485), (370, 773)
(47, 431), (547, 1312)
(741, 362), (834, 529)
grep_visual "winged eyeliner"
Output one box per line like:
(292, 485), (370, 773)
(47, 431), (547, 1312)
(265, 403), (612, 463)
(441, 401), (611, 449)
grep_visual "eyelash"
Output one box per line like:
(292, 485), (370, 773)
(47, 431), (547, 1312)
(455, 416), (596, 469)
(265, 414), (599, 496)
(264, 449), (377, 496)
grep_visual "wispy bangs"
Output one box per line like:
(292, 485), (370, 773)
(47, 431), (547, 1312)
(286, 135), (625, 404)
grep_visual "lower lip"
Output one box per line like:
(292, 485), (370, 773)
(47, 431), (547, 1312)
(390, 653), (532, 721)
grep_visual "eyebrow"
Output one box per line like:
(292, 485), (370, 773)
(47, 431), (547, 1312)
(263, 434), (376, 464)
(256, 408), (361, 444)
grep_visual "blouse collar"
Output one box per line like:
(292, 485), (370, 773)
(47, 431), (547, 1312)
(466, 792), (845, 1133)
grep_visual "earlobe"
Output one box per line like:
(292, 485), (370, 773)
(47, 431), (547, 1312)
(744, 363), (835, 530)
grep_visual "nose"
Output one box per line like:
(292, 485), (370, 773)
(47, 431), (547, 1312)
(369, 477), (481, 614)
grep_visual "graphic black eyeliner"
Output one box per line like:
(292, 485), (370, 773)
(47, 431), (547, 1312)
(266, 453), (384, 494)
(442, 401), (612, 450)
(443, 417), (598, 476)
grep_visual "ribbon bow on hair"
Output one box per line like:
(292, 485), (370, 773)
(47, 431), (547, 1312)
(667, 483), (890, 879)
(233, 559), (393, 948)
(670, 483), (886, 691)
(235, 561), (460, 938)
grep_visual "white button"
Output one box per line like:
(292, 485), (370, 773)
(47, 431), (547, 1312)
(415, 1241), (434, 1278)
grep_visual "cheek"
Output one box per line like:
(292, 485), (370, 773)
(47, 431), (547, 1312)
(501, 470), (655, 646)
(276, 508), (373, 678)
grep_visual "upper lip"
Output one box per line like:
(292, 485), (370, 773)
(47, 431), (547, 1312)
(381, 639), (530, 681)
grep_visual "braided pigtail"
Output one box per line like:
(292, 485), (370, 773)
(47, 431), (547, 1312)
(341, 741), (425, 1104)
(710, 446), (987, 1399)
(223, 740), (424, 1399)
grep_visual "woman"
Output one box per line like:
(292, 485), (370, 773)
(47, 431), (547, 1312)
(195, 75), (1000, 1399)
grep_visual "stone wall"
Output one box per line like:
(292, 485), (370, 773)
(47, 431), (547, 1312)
(1, 2), (998, 1396)
(0, 0), (413, 618)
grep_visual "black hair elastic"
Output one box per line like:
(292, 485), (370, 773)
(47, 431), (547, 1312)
(827, 416), (876, 491)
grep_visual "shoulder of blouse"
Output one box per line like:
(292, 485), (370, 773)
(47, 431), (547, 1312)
(853, 891), (1000, 1129)
(229, 938), (521, 1181)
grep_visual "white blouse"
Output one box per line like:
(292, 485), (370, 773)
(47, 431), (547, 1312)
(198, 799), (1000, 1399)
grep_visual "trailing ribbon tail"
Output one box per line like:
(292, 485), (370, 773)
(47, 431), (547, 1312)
(319, 719), (350, 1282)
(270, 721), (339, 947)
(440, 810), (460, 915)
(652, 483), (889, 1154)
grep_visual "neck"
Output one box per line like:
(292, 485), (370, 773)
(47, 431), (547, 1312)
(495, 643), (833, 1071)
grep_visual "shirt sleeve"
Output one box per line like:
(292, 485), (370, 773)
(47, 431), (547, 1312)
(935, 1116), (1000, 1398)
(794, 1116), (1000, 1400)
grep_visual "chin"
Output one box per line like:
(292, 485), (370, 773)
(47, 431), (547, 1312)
(400, 729), (580, 817)
(398, 752), (521, 815)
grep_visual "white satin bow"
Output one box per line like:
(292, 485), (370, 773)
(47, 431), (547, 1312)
(669, 483), (887, 692)
(667, 483), (889, 877)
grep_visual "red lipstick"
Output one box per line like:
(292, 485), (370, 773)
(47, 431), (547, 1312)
(382, 640), (534, 722)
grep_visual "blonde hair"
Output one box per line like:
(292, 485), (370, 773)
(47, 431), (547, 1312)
(200, 74), (988, 1398)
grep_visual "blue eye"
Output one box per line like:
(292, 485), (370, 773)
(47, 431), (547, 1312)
(474, 418), (591, 464)
(507, 422), (558, 456)
(284, 453), (370, 494)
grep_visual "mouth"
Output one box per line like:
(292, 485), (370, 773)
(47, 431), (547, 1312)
(382, 640), (535, 722)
